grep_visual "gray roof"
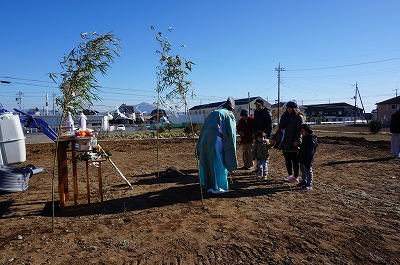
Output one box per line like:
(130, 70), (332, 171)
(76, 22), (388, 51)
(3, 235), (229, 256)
(376, 96), (400, 105)
(303, 102), (353, 108)
(189, 97), (266, 111)
(270, 102), (287, 108)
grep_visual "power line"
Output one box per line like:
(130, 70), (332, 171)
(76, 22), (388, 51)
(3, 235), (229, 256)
(252, 81), (277, 95)
(285, 57), (400, 71)
(7, 81), (58, 88)
(99, 86), (152, 93)
(285, 66), (400, 80)
(281, 83), (318, 96)
(0, 76), (154, 93)
(0, 76), (54, 84)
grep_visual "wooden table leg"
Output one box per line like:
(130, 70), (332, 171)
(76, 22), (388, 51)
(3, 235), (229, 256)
(98, 161), (103, 202)
(86, 161), (91, 204)
(72, 150), (78, 205)
(57, 141), (69, 211)
(59, 182), (65, 212)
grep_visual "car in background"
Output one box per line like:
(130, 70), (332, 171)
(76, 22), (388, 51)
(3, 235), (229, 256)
(116, 124), (126, 131)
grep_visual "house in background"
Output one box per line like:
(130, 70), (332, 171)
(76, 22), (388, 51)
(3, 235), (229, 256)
(118, 103), (157, 124)
(189, 97), (271, 121)
(376, 96), (400, 124)
(302, 102), (364, 123)
(270, 102), (304, 123)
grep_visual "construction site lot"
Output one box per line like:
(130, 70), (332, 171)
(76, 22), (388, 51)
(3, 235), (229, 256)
(1, 125), (399, 264)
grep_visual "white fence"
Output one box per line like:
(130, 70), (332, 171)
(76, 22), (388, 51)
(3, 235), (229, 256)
(168, 114), (206, 124)
(320, 120), (368, 125)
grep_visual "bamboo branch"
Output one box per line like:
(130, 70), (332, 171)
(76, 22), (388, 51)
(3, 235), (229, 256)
(97, 144), (133, 189)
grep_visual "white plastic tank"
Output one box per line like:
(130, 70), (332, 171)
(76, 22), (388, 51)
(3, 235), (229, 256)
(0, 111), (26, 165)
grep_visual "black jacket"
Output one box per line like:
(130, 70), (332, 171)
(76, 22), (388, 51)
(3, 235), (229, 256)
(274, 112), (304, 152)
(390, 111), (400, 133)
(297, 133), (319, 169)
(252, 107), (273, 138)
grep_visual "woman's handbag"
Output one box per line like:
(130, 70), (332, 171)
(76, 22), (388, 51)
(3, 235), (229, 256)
(274, 129), (283, 149)
(275, 130), (283, 142)
(277, 141), (284, 150)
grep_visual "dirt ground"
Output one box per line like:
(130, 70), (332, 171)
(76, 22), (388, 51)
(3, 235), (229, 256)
(0, 130), (399, 264)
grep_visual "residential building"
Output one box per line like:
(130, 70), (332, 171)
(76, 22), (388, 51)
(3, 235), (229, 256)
(376, 96), (400, 123)
(189, 97), (270, 121)
(303, 102), (364, 123)
(116, 104), (136, 124)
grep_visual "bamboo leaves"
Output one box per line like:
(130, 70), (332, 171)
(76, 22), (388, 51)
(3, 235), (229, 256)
(153, 27), (195, 109)
(50, 32), (120, 116)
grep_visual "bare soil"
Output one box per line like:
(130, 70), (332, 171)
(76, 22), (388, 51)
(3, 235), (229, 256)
(1, 130), (399, 264)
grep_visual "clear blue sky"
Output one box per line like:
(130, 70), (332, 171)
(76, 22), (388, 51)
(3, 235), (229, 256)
(1, 0), (399, 113)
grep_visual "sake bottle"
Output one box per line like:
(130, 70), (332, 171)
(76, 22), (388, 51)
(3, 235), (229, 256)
(79, 112), (87, 131)
(65, 112), (74, 135)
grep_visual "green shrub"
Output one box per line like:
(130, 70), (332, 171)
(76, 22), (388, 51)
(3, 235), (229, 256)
(183, 123), (203, 135)
(317, 115), (326, 124)
(368, 119), (382, 134)
(157, 126), (166, 133)
(164, 123), (173, 132)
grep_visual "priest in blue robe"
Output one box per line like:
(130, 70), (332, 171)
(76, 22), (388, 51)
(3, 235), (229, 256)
(197, 97), (238, 194)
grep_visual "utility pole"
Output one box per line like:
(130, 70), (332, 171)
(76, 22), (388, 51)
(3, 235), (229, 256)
(355, 83), (368, 123)
(248, 92), (250, 113)
(275, 63), (285, 123)
(353, 82), (358, 124)
(352, 82), (368, 124)
(15, 91), (24, 110)
(45, 94), (49, 115)
(394, 88), (398, 97)
(52, 91), (56, 115)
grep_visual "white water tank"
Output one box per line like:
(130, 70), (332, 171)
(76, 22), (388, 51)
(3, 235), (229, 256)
(0, 111), (26, 165)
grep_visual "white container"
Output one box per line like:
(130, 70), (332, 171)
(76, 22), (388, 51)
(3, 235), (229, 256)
(65, 112), (74, 135)
(0, 112), (26, 165)
(74, 137), (92, 151)
(79, 112), (87, 131)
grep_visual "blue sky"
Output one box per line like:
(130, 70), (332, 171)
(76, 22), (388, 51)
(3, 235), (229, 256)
(1, 0), (399, 113)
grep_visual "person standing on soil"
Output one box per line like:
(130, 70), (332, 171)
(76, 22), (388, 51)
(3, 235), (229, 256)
(237, 108), (255, 170)
(252, 131), (272, 179)
(297, 124), (319, 190)
(197, 97), (238, 194)
(252, 99), (273, 139)
(270, 100), (304, 183)
(390, 109), (400, 158)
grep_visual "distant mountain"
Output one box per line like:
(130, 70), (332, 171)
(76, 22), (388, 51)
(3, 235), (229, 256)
(134, 102), (157, 114)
